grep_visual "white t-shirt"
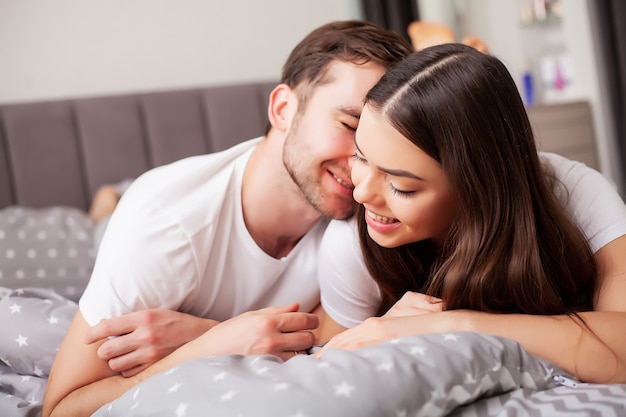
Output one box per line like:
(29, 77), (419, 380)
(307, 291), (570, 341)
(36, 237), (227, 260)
(319, 152), (626, 328)
(80, 137), (329, 325)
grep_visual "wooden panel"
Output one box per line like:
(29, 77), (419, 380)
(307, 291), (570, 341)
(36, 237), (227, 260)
(0, 81), (279, 209)
(75, 95), (150, 200)
(201, 82), (274, 152)
(2, 101), (88, 209)
(0, 111), (14, 207)
(526, 101), (599, 170)
(142, 90), (209, 167)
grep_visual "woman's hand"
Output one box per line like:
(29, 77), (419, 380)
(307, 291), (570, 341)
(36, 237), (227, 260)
(315, 297), (460, 358)
(314, 315), (407, 356)
(383, 291), (443, 318)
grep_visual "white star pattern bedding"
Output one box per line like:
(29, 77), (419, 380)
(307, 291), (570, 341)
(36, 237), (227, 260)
(2, 287), (626, 417)
(0, 207), (96, 302)
(1, 211), (626, 416)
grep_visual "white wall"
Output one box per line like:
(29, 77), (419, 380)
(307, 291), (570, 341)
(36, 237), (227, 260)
(0, 0), (362, 104)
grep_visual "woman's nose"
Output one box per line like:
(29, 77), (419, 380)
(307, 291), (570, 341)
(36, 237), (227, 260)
(352, 169), (378, 205)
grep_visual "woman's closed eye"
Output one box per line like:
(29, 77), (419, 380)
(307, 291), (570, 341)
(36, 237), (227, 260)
(353, 152), (418, 197)
(388, 182), (417, 197)
(352, 152), (367, 164)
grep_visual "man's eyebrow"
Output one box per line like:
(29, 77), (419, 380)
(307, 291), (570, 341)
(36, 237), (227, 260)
(338, 106), (362, 119)
(354, 139), (425, 181)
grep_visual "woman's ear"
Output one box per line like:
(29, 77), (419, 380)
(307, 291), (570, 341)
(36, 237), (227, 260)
(267, 84), (296, 132)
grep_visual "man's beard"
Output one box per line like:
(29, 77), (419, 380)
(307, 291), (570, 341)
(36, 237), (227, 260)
(282, 118), (356, 220)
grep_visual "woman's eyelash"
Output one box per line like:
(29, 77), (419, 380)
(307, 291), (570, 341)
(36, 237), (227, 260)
(352, 152), (416, 197)
(389, 184), (416, 197)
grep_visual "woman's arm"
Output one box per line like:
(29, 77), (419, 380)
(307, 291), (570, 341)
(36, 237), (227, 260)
(320, 235), (626, 384)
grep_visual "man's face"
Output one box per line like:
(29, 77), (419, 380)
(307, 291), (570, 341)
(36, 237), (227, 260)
(282, 60), (386, 220)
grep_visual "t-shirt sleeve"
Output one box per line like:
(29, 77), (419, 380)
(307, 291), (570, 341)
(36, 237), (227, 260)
(318, 218), (381, 328)
(543, 152), (626, 253)
(79, 180), (199, 327)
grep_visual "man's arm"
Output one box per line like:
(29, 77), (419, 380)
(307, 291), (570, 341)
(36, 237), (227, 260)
(42, 311), (116, 417)
(43, 303), (319, 417)
(84, 309), (217, 376)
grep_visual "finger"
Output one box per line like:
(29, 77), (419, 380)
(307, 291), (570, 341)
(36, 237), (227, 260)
(279, 330), (316, 353)
(286, 350), (309, 360)
(84, 316), (136, 344)
(402, 292), (442, 310)
(120, 363), (150, 378)
(275, 351), (297, 362)
(276, 347), (310, 362)
(278, 312), (319, 333)
(261, 302), (300, 315)
(107, 348), (148, 373)
(314, 342), (331, 359)
(97, 335), (138, 361)
(422, 296), (443, 312)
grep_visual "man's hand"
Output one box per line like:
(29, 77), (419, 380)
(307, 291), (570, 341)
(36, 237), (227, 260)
(180, 302), (319, 362)
(84, 309), (216, 376)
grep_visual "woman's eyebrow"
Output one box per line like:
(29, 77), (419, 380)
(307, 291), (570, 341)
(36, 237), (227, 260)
(380, 166), (424, 180)
(354, 139), (425, 181)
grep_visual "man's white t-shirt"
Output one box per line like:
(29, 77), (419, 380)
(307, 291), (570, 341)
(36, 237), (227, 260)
(319, 152), (626, 328)
(80, 138), (329, 325)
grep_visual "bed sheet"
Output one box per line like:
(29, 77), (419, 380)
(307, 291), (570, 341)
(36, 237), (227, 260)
(2, 287), (625, 417)
(95, 332), (626, 417)
(0, 287), (77, 417)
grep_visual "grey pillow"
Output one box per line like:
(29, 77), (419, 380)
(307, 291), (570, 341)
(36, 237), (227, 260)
(0, 206), (96, 301)
(0, 287), (78, 417)
(94, 332), (562, 417)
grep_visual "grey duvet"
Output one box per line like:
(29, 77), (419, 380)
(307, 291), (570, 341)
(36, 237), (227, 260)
(1, 287), (625, 417)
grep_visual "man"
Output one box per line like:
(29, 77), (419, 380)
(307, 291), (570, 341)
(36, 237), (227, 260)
(43, 20), (413, 417)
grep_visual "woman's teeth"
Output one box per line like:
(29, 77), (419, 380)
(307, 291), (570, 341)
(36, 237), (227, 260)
(367, 210), (397, 224)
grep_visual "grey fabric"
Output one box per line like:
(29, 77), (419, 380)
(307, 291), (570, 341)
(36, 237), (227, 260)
(201, 83), (272, 152)
(0, 81), (277, 211)
(76, 95), (151, 197)
(1, 287), (625, 417)
(451, 383), (626, 416)
(142, 90), (209, 166)
(0, 207), (95, 301)
(0, 123), (13, 209)
(0, 101), (88, 210)
(91, 333), (564, 417)
(0, 287), (77, 417)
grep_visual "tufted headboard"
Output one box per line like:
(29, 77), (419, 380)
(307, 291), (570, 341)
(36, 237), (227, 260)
(0, 81), (277, 210)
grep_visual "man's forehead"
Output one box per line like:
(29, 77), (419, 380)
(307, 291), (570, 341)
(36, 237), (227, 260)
(315, 61), (382, 97)
(321, 59), (380, 81)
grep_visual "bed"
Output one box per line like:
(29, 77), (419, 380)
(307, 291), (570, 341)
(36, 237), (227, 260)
(1, 82), (625, 417)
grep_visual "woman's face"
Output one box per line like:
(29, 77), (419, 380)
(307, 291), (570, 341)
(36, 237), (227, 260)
(351, 105), (458, 248)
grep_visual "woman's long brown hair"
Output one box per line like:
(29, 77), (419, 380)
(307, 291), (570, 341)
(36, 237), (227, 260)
(359, 44), (596, 316)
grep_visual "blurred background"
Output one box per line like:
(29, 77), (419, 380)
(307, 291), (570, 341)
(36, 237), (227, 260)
(1, 0), (623, 194)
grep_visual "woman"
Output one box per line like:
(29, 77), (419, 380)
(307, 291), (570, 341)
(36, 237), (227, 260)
(317, 43), (626, 384)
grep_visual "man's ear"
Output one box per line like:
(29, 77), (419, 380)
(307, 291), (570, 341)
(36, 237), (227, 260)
(267, 84), (297, 131)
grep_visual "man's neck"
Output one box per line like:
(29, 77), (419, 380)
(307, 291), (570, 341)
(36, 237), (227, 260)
(241, 136), (322, 259)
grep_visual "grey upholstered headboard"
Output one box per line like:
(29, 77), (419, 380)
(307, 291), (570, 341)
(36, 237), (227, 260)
(0, 81), (277, 210)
